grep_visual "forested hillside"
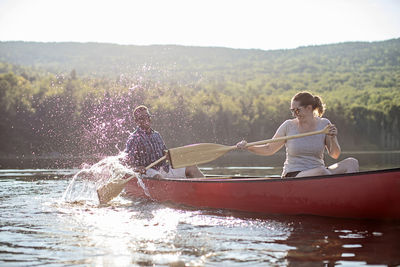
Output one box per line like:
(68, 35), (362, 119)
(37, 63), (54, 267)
(0, 39), (399, 159)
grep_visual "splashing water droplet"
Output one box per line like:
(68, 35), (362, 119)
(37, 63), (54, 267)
(62, 152), (150, 204)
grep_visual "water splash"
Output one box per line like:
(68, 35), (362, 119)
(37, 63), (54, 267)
(62, 152), (150, 204)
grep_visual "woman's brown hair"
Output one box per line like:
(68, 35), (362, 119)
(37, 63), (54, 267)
(292, 91), (325, 117)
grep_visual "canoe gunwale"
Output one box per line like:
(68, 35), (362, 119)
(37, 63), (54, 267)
(139, 167), (400, 183)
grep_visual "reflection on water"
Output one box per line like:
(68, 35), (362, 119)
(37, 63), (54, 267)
(52, 200), (295, 266)
(0, 151), (400, 266)
(277, 216), (400, 266)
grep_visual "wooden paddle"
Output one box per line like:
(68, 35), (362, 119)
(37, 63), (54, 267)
(97, 155), (167, 204)
(168, 125), (330, 169)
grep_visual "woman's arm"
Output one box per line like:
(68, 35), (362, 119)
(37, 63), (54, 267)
(237, 121), (287, 156)
(325, 124), (341, 159)
(246, 137), (285, 156)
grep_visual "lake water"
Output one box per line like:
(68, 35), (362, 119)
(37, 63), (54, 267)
(1, 152), (399, 266)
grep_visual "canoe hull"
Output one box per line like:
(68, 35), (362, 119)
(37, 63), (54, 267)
(125, 168), (400, 220)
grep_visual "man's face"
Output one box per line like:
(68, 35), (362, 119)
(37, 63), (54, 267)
(135, 109), (152, 131)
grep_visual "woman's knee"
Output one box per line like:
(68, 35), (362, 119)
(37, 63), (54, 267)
(318, 166), (331, 175)
(297, 166), (330, 177)
(344, 157), (359, 172)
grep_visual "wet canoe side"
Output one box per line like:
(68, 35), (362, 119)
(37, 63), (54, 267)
(125, 168), (400, 220)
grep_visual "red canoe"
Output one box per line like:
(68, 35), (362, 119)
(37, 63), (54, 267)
(124, 168), (400, 220)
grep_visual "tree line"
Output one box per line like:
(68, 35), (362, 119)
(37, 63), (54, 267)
(0, 39), (399, 159)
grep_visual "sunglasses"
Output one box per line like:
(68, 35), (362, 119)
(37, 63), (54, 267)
(290, 106), (303, 116)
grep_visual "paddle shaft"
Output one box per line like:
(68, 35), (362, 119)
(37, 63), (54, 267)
(244, 126), (329, 147)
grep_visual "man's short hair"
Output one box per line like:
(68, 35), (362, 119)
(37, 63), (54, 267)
(133, 105), (150, 119)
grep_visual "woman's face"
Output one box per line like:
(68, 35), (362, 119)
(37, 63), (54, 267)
(290, 100), (311, 118)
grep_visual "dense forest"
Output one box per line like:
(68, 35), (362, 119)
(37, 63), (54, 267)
(0, 40), (399, 162)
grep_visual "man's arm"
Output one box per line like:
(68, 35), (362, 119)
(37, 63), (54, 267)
(125, 135), (143, 167)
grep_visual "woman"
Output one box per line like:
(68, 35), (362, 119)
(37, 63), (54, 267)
(236, 91), (359, 178)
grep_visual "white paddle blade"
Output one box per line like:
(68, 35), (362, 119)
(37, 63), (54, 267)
(97, 176), (135, 204)
(168, 143), (233, 169)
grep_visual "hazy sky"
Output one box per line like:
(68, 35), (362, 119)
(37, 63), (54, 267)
(0, 0), (399, 51)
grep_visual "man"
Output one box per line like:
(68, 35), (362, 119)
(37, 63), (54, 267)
(125, 105), (204, 178)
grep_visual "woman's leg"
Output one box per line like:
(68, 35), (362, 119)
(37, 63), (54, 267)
(296, 166), (331, 177)
(294, 158), (359, 178)
(328, 157), (359, 174)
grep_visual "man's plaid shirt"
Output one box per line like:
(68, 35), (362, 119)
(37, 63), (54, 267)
(125, 127), (169, 172)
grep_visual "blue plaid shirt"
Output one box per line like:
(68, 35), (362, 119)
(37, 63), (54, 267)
(125, 127), (169, 171)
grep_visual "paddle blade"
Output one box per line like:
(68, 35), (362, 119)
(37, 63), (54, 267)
(168, 143), (233, 169)
(97, 176), (135, 204)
